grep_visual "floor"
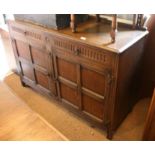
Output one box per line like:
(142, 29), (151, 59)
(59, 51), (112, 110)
(0, 82), (67, 140)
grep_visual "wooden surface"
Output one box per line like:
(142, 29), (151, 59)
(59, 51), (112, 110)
(8, 19), (148, 139)
(8, 17), (148, 53)
(143, 89), (155, 140)
(70, 14), (118, 43)
(0, 82), (67, 140)
(58, 17), (148, 53)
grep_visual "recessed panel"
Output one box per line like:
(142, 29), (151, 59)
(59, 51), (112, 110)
(82, 94), (104, 120)
(16, 40), (31, 61)
(21, 62), (35, 81)
(81, 68), (106, 96)
(31, 47), (49, 68)
(60, 83), (78, 107)
(57, 58), (77, 83)
(35, 70), (49, 89)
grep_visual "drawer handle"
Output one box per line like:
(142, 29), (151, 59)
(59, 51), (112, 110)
(74, 48), (81, 56)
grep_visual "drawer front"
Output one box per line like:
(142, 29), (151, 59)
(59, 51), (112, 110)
(51, 35), (115, 68)
(9, 22), (46, 50)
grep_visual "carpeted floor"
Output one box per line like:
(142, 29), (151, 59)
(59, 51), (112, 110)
(4, 73), (150, 140)
(0, 81), (67, 140)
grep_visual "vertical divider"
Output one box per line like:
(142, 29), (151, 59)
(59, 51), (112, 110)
(53, 52), (61, 100)
(11, 39), (24, 85)
(77, 64), (82, 110)
(47, 52), (53, 95)
(28, 45), (37, 84)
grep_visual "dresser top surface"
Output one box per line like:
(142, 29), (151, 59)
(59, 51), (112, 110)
(9, 18), (148, 53)
(58, 18), (148, 53)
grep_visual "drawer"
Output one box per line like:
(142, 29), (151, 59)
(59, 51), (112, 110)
(8, 21), (46, 50)
(51, 35), (115, 67)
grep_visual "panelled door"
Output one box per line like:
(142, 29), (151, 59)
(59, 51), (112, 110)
(11, 38), (57, 96)
(53, 48), (111, 122)
(53, 54), (80, 108)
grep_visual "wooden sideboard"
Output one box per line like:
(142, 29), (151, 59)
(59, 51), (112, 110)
(8, 18), (148, 139)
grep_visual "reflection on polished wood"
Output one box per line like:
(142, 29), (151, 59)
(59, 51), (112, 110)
(71, 15), (118, 43)
(9, 17), (148, 53)
(59, 17), (148, 52)
(0, 82), (67, 140)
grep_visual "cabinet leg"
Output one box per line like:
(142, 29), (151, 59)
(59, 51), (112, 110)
(107, 129), (114, 140)
(21, 81), (26, 87)
(106, 124), (114, 140)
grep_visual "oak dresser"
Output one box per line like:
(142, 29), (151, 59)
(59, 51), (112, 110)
(8, 18), (148, 139)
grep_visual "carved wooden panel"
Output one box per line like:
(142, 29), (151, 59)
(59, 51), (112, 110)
(78, 45), (107, 63)
(35, 70), (49, 89)
(20, 62), (35, 81)
(81, 67), (106, 96)
(57, 58), (77, 83)
(16, 40), (31, 61)
(60, 83), (79, 107)
(31, 47), (49, 69)
(11, 26), (42, 41)
(82, 94), (104, 120)
(11, 26), (26, 35)
(53, 37), (113, 66)
(25, 30), (42, 41)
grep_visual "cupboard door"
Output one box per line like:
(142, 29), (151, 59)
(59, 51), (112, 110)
(30, 46), (57, 96)
(53, 51), (111, 121)
(81, 66), (109, 121)
(12, 39), (57, 96)
(54, 55), (80, 108)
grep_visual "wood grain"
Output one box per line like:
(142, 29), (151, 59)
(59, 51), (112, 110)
(0, 82), (67, 140)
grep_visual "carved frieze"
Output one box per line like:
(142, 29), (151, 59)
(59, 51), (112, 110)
(53, 38), (109, 64)
(12, 26), (42, 41)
